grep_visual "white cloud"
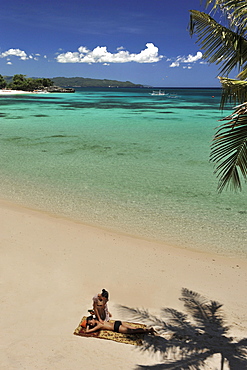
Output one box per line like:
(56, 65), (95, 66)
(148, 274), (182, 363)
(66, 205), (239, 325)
(0, 48), (47, 64)
(0, 48), (29, 60)
(182, 51), (203, 63)
(56, 43), (163, 64)
(170, 61), (180, 68)
(169, 51), (203, 68)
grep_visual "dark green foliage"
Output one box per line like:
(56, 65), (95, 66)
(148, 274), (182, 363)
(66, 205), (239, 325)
(1, 74), (54, 91)
(190, 1), (247, 191)
(0, 74), (7, 88)
(1, 75), (141, 90)
(211, 103), (247, 192)
(51, 76), (142, 88)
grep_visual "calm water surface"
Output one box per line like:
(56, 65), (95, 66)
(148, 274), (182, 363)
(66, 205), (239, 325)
(0, 88), (246, 256)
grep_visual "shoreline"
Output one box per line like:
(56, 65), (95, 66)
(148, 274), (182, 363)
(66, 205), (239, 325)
(1, 192), (246, 259)
(1, 197), (247, 369)
(0, 89), (49, 95)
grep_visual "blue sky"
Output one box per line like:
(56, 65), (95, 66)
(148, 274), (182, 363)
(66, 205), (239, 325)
(0, 0), (225, 87)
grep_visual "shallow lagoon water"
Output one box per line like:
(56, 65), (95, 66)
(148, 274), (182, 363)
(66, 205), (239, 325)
(0, 88), (246, 256)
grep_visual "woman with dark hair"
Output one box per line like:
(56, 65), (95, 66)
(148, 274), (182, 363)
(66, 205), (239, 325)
(92, 289), (111, 323)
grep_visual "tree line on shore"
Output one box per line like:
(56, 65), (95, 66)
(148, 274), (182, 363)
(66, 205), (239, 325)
(0, 74), (142, 90)
(51, 76), (142, 88)
(0, 74), (54, 91)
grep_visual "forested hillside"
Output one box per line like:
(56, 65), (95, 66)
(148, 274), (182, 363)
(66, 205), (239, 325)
(51, 77), (142, 87)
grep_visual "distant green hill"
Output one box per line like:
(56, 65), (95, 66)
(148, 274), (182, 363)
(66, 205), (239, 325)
(2, 75), (143, 88)
(51, 77), (143, 88)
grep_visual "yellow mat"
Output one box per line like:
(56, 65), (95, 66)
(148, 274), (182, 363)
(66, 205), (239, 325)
(74, 316), (146, 345)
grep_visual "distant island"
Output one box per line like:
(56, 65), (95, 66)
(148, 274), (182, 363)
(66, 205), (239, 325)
(51, 77), (143, 88)
(1, 75), (143, 92)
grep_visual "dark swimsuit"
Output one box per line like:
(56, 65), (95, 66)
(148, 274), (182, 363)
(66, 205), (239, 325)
(113, 320), (122, 333)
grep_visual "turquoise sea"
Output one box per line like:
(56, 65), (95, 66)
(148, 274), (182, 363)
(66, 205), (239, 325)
(0, 87), (246, 257)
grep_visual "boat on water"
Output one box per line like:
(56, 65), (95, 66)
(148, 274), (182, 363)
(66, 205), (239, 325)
(149, 90), (178, 99)
(150, 90), (166, 96)
(33, 90), (50, 94)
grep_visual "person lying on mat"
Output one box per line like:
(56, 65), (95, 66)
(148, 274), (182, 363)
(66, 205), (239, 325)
(86, 316), (154, 334)
(92, 289), (111, 323)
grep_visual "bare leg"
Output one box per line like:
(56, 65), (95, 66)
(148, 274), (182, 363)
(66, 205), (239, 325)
(119, 322), (153, 334)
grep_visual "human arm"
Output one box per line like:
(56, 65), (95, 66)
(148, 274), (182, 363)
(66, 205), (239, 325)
(92, 301), (104, 323)
(104, 301), (112, 319)
(86, 322), (103, 333)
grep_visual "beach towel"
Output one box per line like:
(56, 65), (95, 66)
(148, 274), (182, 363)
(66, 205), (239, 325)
(74, 316), (146, 345)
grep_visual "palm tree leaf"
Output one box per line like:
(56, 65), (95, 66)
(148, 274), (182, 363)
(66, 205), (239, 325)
(227, 351), (247, 370)
(179, 288), (226, 330)
(138, 334), (171, 355)
(237, 337), (247, 347)
(160, 308), (200, 339)
(189, 10), (247, 76)
(236, 67), (247, 79)
(202, 1), (247, 33)
(117, 305), (167, 329)
(161, 308), (189, 325)
(210, 109), (247, 191)
(179, 288), (208, 313)
(219, 77), (247, 107)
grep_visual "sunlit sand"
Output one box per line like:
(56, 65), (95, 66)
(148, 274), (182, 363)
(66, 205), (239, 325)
(1, 199), (246, 369)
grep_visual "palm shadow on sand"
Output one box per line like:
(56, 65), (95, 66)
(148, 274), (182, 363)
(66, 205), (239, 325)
(118, 288), (247, 370)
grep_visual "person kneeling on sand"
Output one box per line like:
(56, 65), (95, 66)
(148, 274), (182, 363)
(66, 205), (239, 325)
(91, 288), (111, 323)
(86, 316), (154, 335)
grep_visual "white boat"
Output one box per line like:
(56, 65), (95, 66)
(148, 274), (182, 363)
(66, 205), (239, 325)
(150, 90), (166, 96)
(33, 90), (50, 94)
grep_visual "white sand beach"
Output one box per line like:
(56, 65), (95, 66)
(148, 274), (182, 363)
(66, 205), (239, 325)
(0, 89), (49, 95)
(1, 199), (247, 369)
(0, 89), (32, 95)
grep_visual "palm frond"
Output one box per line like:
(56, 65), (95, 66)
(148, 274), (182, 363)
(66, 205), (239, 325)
(179, 288), (208, 320)
(180, 288), (208, 305)
(189, 10), (247, 76)
(237, 338), (247, 347)
(160, 308), (199, 340)
(237, 66), (247, 79)
(220, 1), (247, 33)
(117, 305), (167, 329)
(161, 308), (189, 326)
(137, 334), (171, 355)
(179, 289), (228, 336)
(202, 1), (247, 33)
(219, 77), (247, 107)
(210, 105), (247, 191)
(227, 350), (247, 370)
(204, 301), (226, 327)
